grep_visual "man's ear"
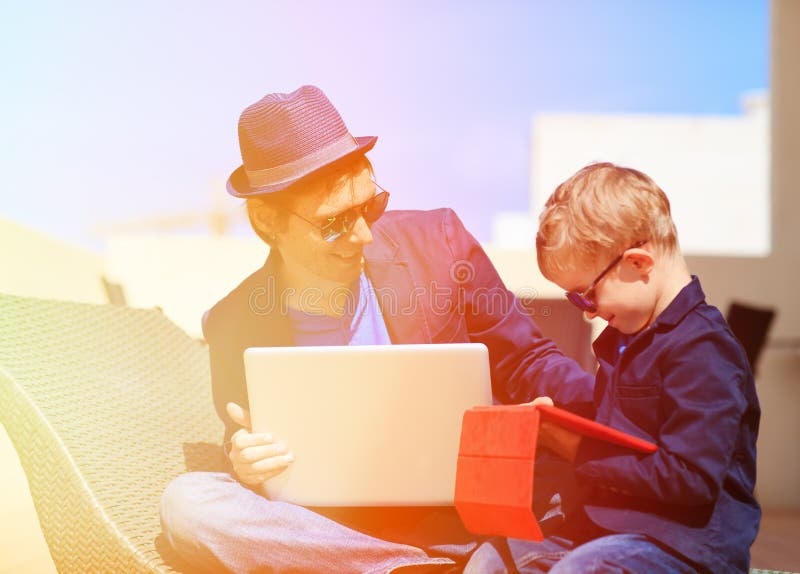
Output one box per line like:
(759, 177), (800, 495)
(249, 201), (283, 237)
(624, 248), (655, 276)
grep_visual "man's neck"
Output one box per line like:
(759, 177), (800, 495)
(277, 264), (360, 317)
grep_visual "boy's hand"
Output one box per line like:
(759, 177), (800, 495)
(523, 396), (582, 463)
(226, 402), (294, 486)
(538, 421), (582, 463)
(528, 396), (554, 407)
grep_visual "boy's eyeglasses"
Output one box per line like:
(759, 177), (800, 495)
(286, 181), (390, 243)
(565, 240), (646, 314)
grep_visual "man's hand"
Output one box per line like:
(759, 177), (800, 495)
(523, 396), (582, 463)
(226, 402), (294, 486)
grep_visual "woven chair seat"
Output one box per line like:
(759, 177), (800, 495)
(0, 294), (226, 573)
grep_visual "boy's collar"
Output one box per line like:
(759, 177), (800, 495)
(593, 275), (706, 356)
(648, 275), (705, 329)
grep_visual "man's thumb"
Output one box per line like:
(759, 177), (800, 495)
(226, 402), (251, 429)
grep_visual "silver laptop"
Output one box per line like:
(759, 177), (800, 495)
(243, 343), (493, 506)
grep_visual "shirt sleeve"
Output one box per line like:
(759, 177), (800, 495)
(440, 209), (595, 409)
(573, 326), (749, 505)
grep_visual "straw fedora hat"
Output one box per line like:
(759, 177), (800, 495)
(227, 85), (377, 197)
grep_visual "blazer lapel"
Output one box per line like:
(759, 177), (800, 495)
(364, 226), (432, 344)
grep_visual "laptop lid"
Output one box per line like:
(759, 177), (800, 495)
(243, 343), (493, 506)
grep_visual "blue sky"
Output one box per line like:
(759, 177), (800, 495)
(1, 0), (768, 248)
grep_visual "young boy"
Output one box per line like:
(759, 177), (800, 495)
(511, 163), (760, 573)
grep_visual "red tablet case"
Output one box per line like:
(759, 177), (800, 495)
(454, 404), (657, 541)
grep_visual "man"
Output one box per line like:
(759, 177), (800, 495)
(160, 85), (591, 573)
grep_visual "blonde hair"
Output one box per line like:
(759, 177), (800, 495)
(536, 162), (679, 279)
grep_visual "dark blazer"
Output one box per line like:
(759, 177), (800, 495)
(202, 208), (593, 443)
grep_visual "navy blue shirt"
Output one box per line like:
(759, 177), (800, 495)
(569, 276), (761, 573)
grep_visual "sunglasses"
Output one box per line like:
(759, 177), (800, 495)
(286, 180), (390, 243)
(565, 240), (646, 313)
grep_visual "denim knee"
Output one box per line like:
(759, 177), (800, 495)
(160, 471), (233, 543)
(547, 534), (697, 574)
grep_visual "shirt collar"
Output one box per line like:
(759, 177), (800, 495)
(649, 275), (706, 329)
(593, 275), (706, 360)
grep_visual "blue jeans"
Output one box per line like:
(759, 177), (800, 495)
(161, 472), (699, 573)
(160, 472), (477, 573)
(464, 533), (699, 574)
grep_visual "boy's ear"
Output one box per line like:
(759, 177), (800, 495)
(624, 248), (655, 276)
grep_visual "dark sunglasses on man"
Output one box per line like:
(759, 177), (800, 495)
(285, 180), (390, 243)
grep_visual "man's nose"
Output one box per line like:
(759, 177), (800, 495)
(347, 215), (373, 245)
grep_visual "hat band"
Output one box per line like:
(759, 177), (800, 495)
(245, 134), (358, 189)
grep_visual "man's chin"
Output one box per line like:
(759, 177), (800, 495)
(331, 252), (363, 266)
(324, 256), (364, 284)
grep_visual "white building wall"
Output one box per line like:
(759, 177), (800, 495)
(104, 234), (268, 338)
(529, 97), (770, 257)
